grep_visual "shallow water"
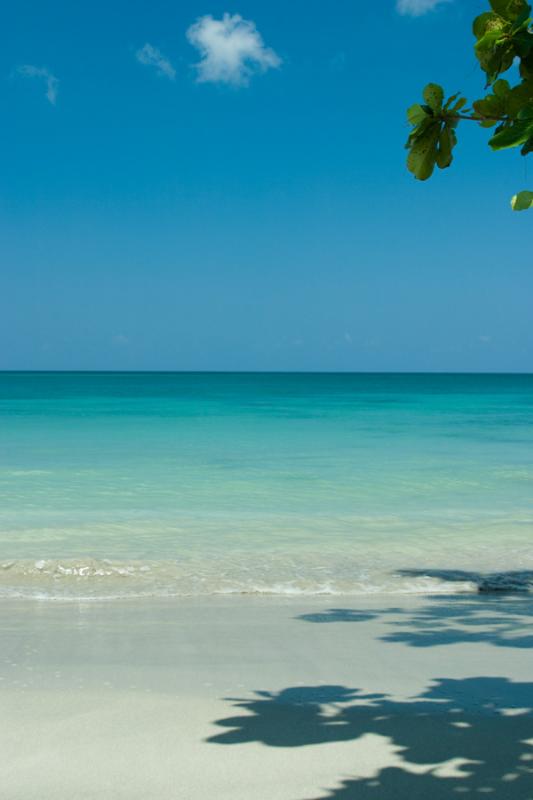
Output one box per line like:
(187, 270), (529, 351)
(0, 372), (532, 599)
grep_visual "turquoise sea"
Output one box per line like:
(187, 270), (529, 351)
(0, 372), (532, 599)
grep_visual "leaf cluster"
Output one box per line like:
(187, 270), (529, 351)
(474, 0), (533, 155)
(405, 85), (463, 180)
(474, 0), (533, 84)
(405, 0), (533, 209)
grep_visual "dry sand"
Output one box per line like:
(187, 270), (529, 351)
(1, 593), (532, 799)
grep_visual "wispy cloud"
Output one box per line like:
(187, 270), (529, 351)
(17, 65), (58, 104)
(186, 13), (281, 86)
(135, 43), (176, 80)
(330, 51), (347, 73)
(112, 333), (129, 347)
(396, 0), (451, 16)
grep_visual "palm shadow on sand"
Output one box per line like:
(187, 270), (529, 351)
(208, 677), (533, 799)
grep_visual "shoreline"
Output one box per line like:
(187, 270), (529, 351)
(2, 555), (532, 602)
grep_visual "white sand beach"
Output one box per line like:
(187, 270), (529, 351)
(1, 593), (532, 799)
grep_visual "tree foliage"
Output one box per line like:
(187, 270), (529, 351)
(406, 0), (533, 210)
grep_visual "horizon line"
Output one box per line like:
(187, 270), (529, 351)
(0, 370), (532, 377)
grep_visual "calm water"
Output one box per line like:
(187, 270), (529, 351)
(0, 372), (532, 599)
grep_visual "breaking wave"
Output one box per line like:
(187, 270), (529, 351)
(2, 556), (530, 601)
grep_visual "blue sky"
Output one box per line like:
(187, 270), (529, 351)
(1, 0), (532, 371)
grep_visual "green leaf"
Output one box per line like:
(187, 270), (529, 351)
(443, 92), (460, 110)
(521, 136), (533, 153)
(489, 117), (533, 148)
(475, 28), (516, 82)
(451, 97), (468, 112)
(517, 101), (533, 118)
(507, 79), (533, 116)
(520, 52), (533, 80)
(511, 4), (533, 29)
(473, 11), (501, 38)
(490, 0), (530, 22)
(407, 125), (440, 180)
(407, 104), (430, 126)
(511, 189), (533, 209)
(493, 79), (511, 98)
(473, 94), (505, 119)
(405, 116), (437, 148)
(489, 47), (516, 83)
(423, 83), (444, 113)
(475, 30), (504, 55)
(435, 126), (455, 169)
(489, 0), (510, 17)
(513, 29), (533, 58)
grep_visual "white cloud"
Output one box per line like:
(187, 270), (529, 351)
(17, 65), (58, 104)
(186, 13), (281, 86)
(396, 0), (451, 16)
(136, 43), (176, 80)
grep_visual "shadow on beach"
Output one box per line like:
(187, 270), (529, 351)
(297, 569), (533, 649)
(206, 580), (533, 797)
(397, 568), (533, 594)
(208, 677), (533, 798)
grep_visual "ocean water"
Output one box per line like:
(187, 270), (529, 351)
(0, 372), (532, 600)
